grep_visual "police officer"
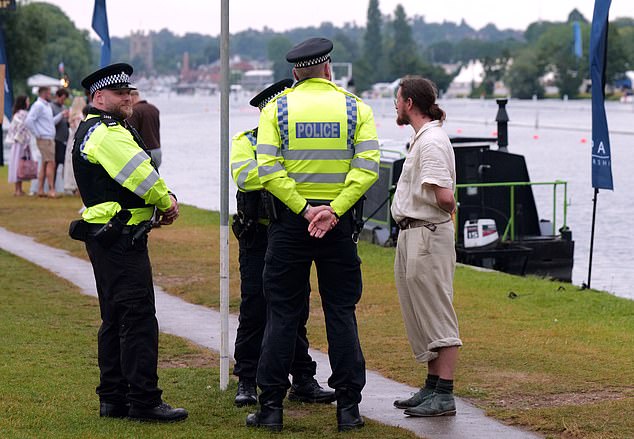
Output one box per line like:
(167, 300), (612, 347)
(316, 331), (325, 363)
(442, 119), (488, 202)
(246, 38), (380, 432)
(72, 63), (187, 422)
(231, 79), (335, 407)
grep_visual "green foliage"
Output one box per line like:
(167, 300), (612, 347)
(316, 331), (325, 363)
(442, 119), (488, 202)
(386, 5), (419, 79)
(469, 53), (510, 97)
(358, 0), (385, 90)
(1, 2), (92, 94)
(267, 36), (293, 81)
(535, 23), (585, 98)
(506, 49), (545, 99)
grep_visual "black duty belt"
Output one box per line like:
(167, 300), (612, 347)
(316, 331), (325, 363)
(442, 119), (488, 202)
(84, 223), (136, 235)
(398, 217), (452, 232)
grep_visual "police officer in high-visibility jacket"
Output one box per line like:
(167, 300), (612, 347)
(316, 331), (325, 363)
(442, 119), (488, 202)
(230, 79), (335, 408)
(72, 63), (187, 423)
(246, 38), (380, 432)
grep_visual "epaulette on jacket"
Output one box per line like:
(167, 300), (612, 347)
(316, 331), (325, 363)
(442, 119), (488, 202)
(100, 114), (119, 127)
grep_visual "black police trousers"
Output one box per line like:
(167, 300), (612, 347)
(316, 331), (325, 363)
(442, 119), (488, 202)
(257, 208), (366, 405)
(233, 223), (316, 381)
(85, 231), (162, 408)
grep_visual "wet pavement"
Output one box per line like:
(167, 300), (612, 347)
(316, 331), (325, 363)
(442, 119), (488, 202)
(0, 225), (541, 438)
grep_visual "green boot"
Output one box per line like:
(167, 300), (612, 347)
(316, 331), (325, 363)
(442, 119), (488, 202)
(393, 387), (434, 409)
(404, 392), (456, 417)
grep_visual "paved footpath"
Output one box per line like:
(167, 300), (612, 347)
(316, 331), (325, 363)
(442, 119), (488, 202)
(0, 226), (540, 439)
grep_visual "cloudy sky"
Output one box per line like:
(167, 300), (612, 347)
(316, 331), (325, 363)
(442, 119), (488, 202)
(44, 0), (631, 38)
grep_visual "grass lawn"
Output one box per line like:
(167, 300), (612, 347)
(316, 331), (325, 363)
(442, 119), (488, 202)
(1, 166), (633, 438)
(0, 249), (417, 438)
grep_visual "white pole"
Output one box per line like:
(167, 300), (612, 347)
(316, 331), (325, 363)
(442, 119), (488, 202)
(219, 0), (230, 391)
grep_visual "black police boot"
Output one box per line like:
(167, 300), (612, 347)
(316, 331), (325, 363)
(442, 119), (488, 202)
(99, 401), (129, 418)
(246, 402), (283, 432)
(288, 377), (336, 403)
(337, 403), (365, 432)
(235, 378), (257, 407)
(128, 402), (188, 423)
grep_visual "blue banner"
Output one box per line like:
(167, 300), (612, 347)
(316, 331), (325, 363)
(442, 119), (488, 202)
(573, 21), (583, 58)
(92, 0), (111, 67)
(590, 0), (614, 190)
(0, 26), (13, 122)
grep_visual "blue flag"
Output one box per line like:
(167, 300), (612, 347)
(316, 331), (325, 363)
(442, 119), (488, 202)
(590, 0), (614, 190)
(0, 26), (13, 122)
(573, 21), (583, 58)
(92, 0), (111, 67)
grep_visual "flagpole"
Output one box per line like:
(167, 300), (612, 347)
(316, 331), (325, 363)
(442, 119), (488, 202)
(219, 0), (230, 391)
(586, 188), (599, 289)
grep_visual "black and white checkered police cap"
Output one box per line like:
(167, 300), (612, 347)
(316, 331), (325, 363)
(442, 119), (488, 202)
(286, 37), (333, 68)
(249, 79), (294, 111)
(81, 63), (137, 95)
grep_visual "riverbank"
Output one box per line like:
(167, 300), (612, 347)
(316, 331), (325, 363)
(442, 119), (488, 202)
(0, 166), (633, 438)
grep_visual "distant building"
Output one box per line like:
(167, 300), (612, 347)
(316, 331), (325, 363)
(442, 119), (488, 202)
(241, 70), (273, 91)
(130, 31), (154, 73)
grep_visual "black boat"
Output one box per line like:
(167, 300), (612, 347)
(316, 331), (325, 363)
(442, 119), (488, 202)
(361, 99), (574, 282)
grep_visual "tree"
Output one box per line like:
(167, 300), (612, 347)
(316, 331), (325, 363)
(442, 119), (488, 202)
(267, 36), (293, 81)
(387, 4), (421, 78)
(1, 2), (92, 94)
(358, 0), (384, 89)
(506, 49), (545, 99)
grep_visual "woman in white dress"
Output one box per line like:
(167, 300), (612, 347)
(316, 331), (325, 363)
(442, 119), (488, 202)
(6, 95), (32, 196)
(63, 96), (86, 195)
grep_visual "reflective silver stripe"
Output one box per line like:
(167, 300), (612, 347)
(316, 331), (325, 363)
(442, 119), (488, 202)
(135, 171), (160, 196)
(354, 139), (379, 153)
(282, 149), (353, 160)
(258, 162), (284, 177)
(231, 159), (251, 172)
(288, 173), (347, 184)
(257, 143), (280, 156)
(351, 157), (379, 173)
(114, 151), (149, 185)
(236, 160), (258, 189)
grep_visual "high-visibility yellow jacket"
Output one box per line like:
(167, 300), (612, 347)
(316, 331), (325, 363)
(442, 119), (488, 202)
(74, 112), (172, 225)
(256, 78), (380, 216)
(230, 129), (262, 192)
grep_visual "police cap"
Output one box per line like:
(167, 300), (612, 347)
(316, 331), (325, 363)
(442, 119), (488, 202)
(249, 79), (294, 110)
(81, 63), (137, 96)
(286, 37), (333, 68)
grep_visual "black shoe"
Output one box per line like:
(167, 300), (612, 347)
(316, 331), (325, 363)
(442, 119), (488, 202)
(246, 404), (283, 432)
(99, 401), (129, 418)
(337, 403), (364, 432)
(288, 378), (336, 404)
(235, 379), (257, 407)
(128, 402), (188, 423)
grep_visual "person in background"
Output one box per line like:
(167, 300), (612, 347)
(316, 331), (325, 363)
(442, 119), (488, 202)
(72, 63), (186, 423)
(127, 90), (162, 168)
(230, 79), (335, 408)
(51, 88), (70, 185)
(247, 37), (380, 432)
(25, 86), (66, 198)
(6, 95), (32, 196)
(391, 76), (462, 417)
(63, 96), (86, 195)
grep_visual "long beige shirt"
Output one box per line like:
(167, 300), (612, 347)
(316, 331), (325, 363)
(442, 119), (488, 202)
(391, 120), (455, 224)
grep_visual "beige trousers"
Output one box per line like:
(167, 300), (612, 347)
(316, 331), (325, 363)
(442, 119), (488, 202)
(394, 221), (462, 363)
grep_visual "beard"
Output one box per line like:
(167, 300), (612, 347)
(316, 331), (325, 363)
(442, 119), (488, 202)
(396, 111), (410, 126)
(107, 101), (133, 120)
